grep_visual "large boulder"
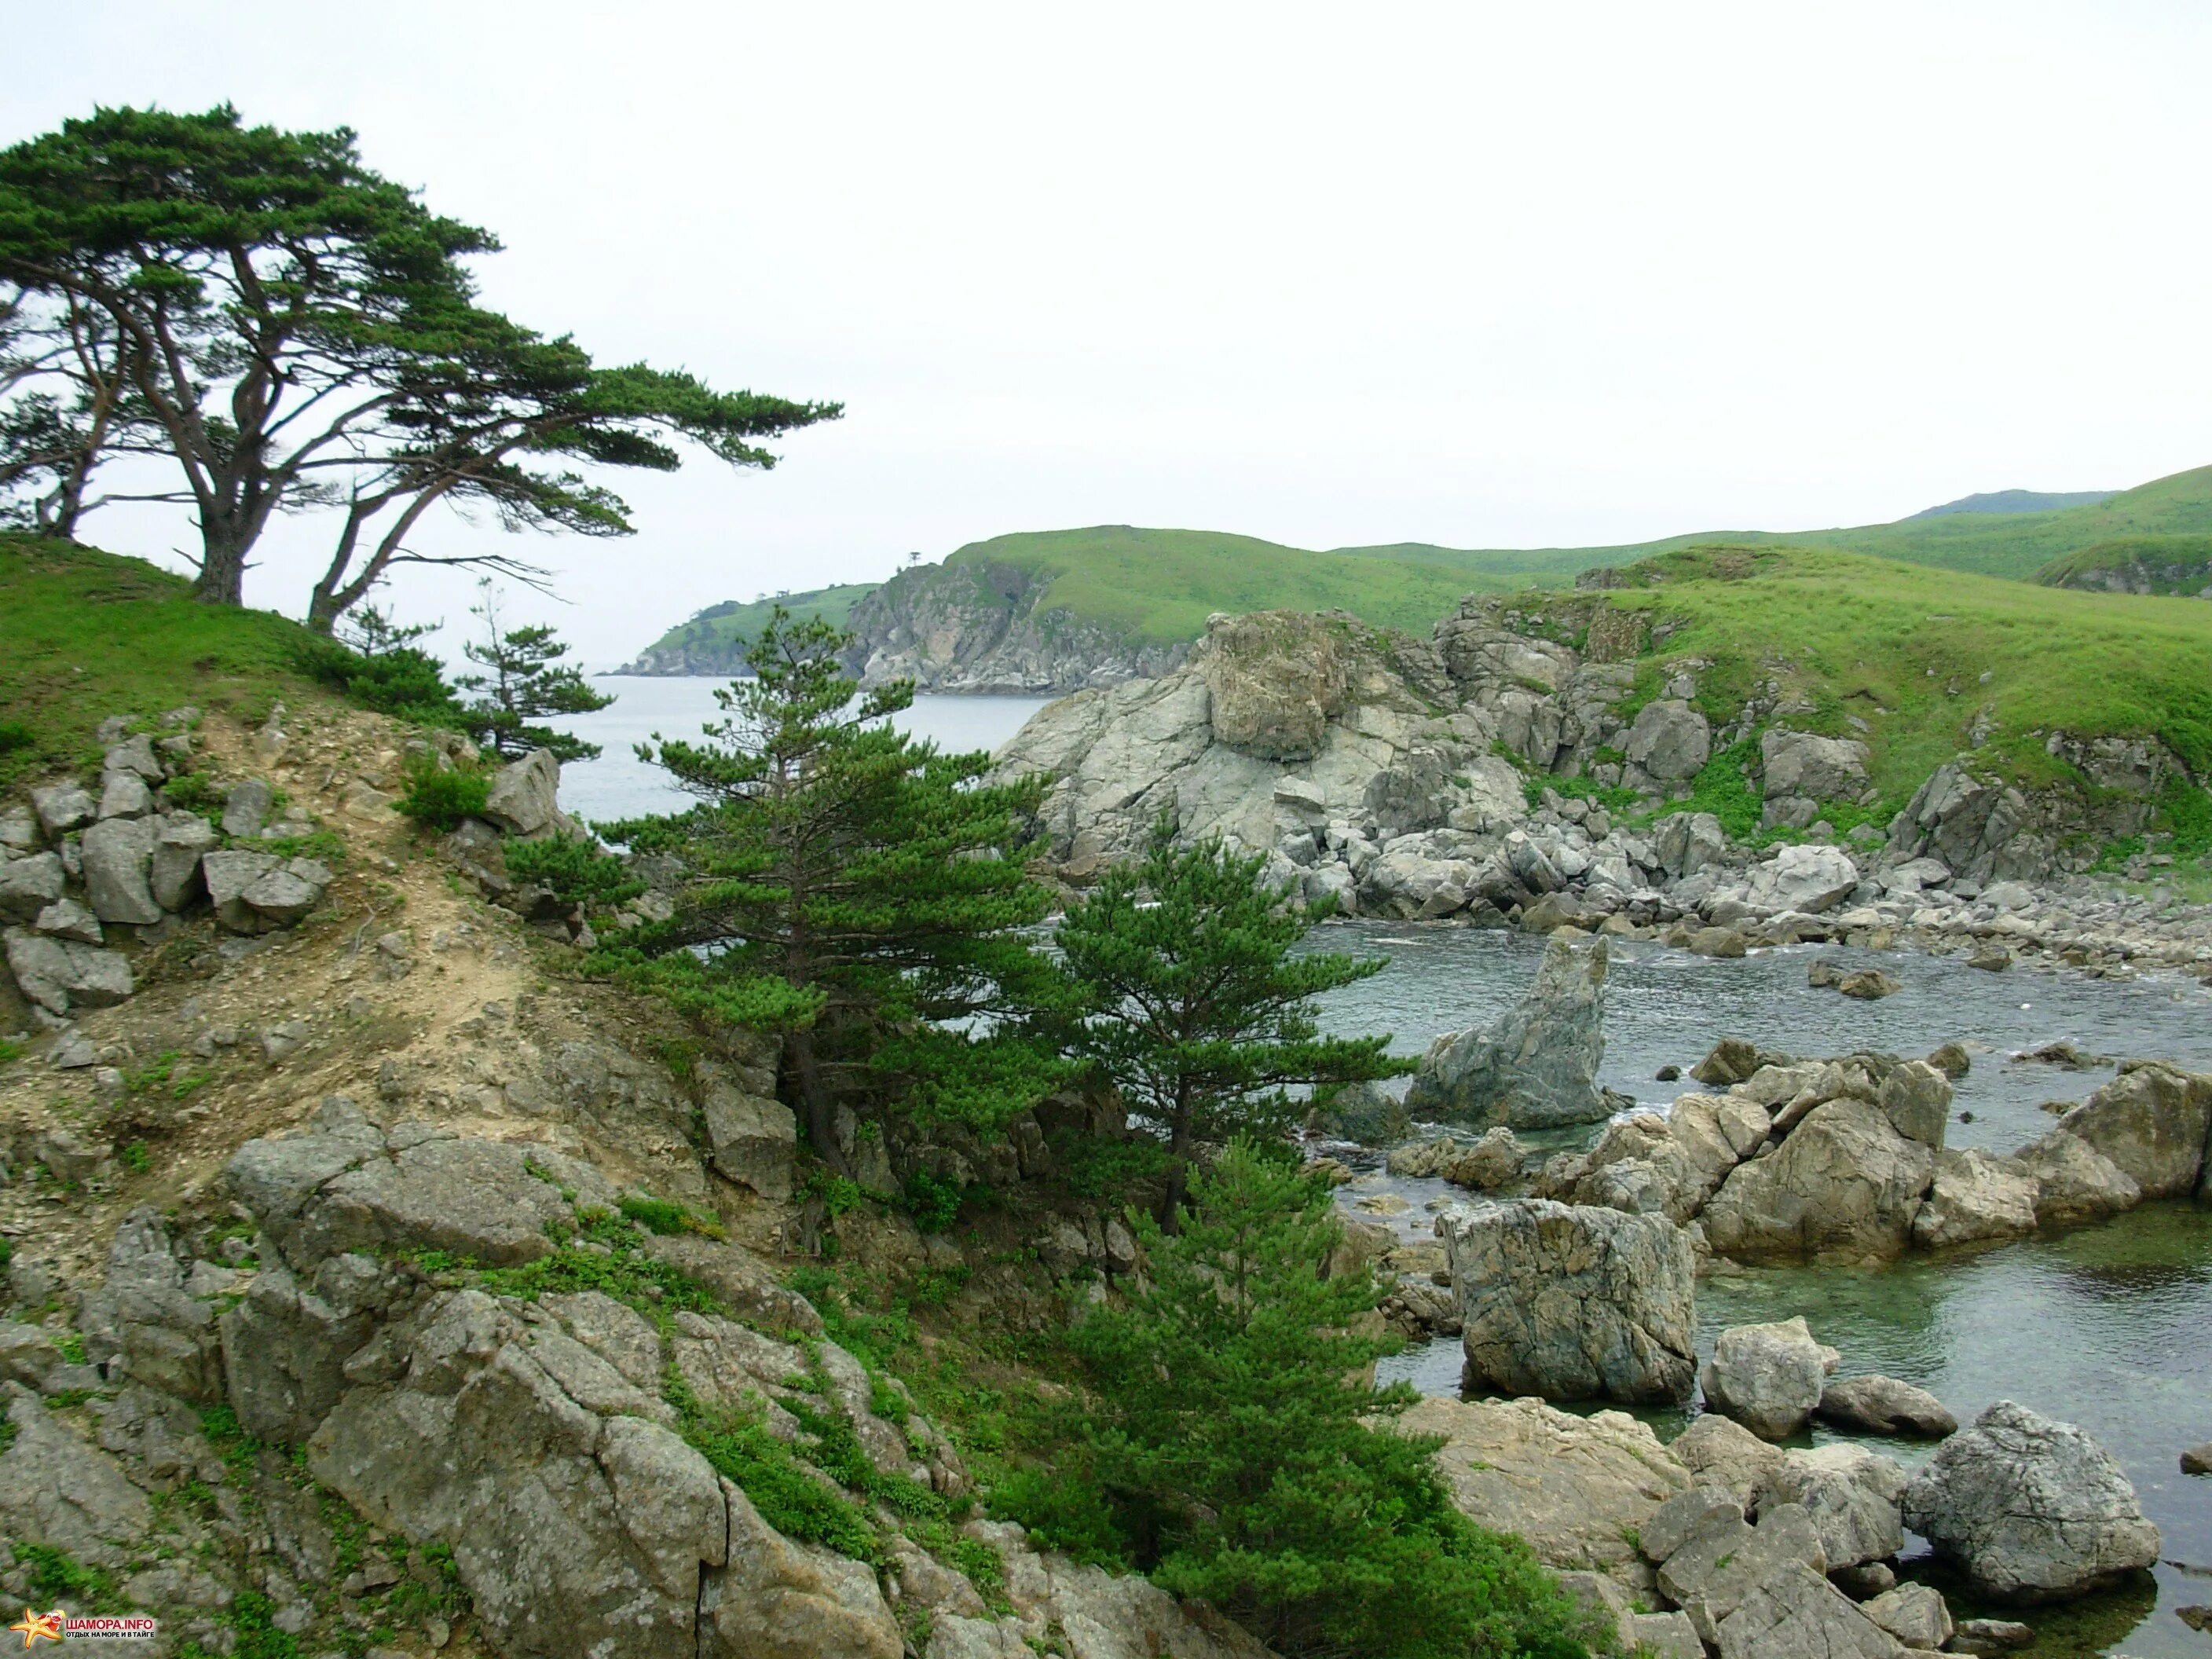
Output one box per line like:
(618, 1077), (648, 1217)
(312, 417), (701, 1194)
(482, 748), (566, 837)
(76, 1208), (223, 1402)
(1910, 1149), (2039, 1248)
(1890, 762), (2042, 884)
(1700, 1317), (1838, 1441)
(2013, 1131), (2141, 1228)
(1817, 1374), (1957, 1438)
(1671, 1412), (1785, 1509)
(1712, 1560), (1905, 1659)
(1625, 700), (1712, 782)
(31, 781), (96, 837)
(701, 1082), (798, 1202)
(0, 851), (64, 920)
(2042, 1062), (2211, 1200)
(1445, 1198), (1697, 1405)
(1404, 933), (1613, 1128)
(1402, 1394), (1692, 1587)
(225, 1101), (611, 1272)
(79, 813), (163, 924)
(1653, 1501), (1829, 1634)
(201, 849), (335, 932)
(148, 811), (221, 910)
(307, 1289), (901, 1659)
(0, 1386), (153, 1571)
(1759, 1442), (1907, 1569)
(1760, 730), (1872, 803)
(1903, 1400), (2159, 1602)
(1199, 610), (1352, 761)
(5, 927), (133, 1014)
(1700, 1100), (1934, 1264)
(1743, 844), (1860, 914)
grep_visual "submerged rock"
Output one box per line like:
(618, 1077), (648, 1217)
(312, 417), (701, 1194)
(1445, 1197), (1697, 1405)
(1817, 1374), (1957, 1438)
(1404, 933), (1613, 1128)
(1902, 1400), (2159, 1603)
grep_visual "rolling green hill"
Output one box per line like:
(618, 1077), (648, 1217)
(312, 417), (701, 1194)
(616, 581), (878, 674)
(1587, 545), (2212, 808)
(622, 463), (2212, 672)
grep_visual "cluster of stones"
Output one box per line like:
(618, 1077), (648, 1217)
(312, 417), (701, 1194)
(2, 711), (332, 1031)
(0, 1096), (1275, 1659)
(998, 603), (2212, 983)
(1394, 1376), (2159, 1659)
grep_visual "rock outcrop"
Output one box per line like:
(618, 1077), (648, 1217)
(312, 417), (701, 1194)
(1903, 1401), (2160, 1603)
(1404, 934), (1614, 1127)
(846, 555), (1189, 695)
(1444, 1198), (1697, 1405)
(1402, 1394), (1692, 1588)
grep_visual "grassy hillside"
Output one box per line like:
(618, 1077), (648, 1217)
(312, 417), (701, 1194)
(1591, 545), (2212, 811)
(627, 464), (2212, 661)
(0, 535), (347, 787)
(620, 581), (878, 672)
(938, 526), (1599, 646)
(2035, 534), (2212, 595)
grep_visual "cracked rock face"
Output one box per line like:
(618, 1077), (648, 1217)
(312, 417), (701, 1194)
(1903, 1399), (2160, 1603)
(1445, 1196), (1697, 1406)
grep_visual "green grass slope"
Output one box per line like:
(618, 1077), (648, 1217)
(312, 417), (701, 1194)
(2034, 534), (2212, 595)
(620, 581), (879, 672)
(1591, 545), (2212, 812)
(937, 526), (1589, 646)
(0, 535), (346, 787)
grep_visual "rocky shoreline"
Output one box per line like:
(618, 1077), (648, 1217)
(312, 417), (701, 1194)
(992, 602), (2212, 987)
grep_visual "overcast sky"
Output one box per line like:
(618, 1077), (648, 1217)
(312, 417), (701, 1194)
(9, 2), (2210, 664)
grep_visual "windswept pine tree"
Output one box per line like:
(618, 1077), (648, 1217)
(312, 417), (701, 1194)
(602, 610), (1065, 1174)
(1053, 818), (1409, 1224)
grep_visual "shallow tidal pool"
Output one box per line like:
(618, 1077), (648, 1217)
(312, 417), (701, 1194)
(1316, 921), (2212, 1657)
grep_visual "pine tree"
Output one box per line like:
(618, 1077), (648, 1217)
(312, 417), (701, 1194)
(602, 609), (1064, 1174)
(456, 581), (612, 761)
(1068, 1141), (1595, 1659)
(1054, 817), (1410, 1225)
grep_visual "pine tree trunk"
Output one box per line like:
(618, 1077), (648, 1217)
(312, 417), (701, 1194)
(786, 1027), (851, 1177)
(1157, 1090), (1194, 1232)
(193, 527), (249, 606)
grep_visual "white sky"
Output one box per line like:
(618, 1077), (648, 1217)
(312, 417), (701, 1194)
(9, 1), (2211, 665)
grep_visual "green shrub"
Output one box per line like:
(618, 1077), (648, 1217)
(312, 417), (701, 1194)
(504, 833), (643, 908)
(1052, 1133), (1171, 1203)
(988, 1466), (1130, 1568)
(900, 1170), (963, 1234)
(0, 719), (35, 758)
(1067, 1140), (1595, 1659)
(668, 1375), (879, 1560)
(616, 1192), (723, 1239)
(293, 633), (465, 727)
(396, 760), (489, 831)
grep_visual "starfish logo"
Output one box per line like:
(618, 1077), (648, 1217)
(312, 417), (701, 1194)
(7, 1610), (63, 1649)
